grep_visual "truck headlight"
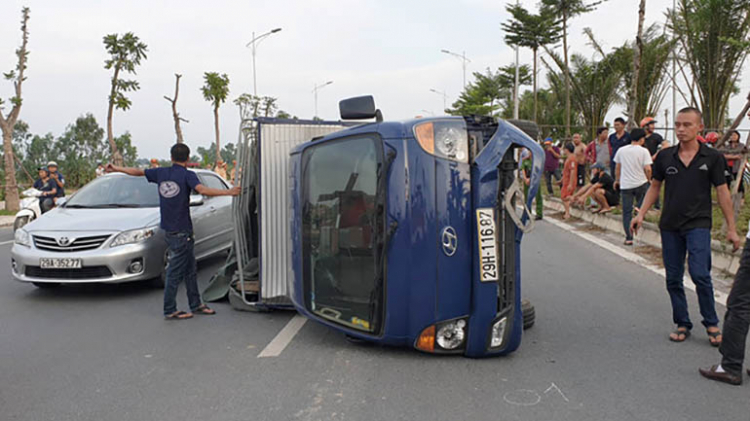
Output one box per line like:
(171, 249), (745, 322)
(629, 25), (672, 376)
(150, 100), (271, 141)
(110, 226), (157, 247)
(415, 317), (468, 353)
(414, 120), (469, 163)
(14, 229), (30, 247)
(490, 317), (507, 348)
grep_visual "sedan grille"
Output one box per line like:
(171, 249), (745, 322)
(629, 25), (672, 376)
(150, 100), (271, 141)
(25, 266), (113, 280)
(33, 235), (110, 252)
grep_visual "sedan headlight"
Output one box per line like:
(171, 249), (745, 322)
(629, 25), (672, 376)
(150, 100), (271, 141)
(14, 229), (30, 247)
(110, 226), (157, 248)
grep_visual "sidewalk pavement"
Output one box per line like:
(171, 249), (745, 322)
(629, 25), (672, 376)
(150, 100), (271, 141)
(543, 196), (742, 277)
(0, 216), (14, 227)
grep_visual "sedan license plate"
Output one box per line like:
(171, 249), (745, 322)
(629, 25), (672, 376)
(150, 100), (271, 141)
(476, 208), (499, 282)
(40, 258), (82, 269)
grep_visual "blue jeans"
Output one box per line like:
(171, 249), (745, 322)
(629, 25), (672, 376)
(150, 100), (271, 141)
(660, 228), (719, 330)
(163, 231), (202, 315)
(620, 183), (648, 241)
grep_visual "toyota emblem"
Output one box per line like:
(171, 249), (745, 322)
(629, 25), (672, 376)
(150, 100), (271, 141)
(57, 237), (72, 247)
(441, 226), (457, 257)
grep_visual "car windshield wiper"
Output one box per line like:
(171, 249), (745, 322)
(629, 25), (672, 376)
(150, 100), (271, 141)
(66, 203), (143, 208)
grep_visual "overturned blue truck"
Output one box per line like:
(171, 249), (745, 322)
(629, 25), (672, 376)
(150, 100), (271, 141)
(209, 96), (544, 357)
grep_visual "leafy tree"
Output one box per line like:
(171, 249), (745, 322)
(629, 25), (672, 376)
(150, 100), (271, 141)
(503, 5), (562, 122)
(103, 32), (148, 165)
(543, 51), (624, 139)
(201, 72), (230, 163)
(513, 89), (567, 139)
(0, 7), (30, 211)
(196, 143), (236, 168)
(669, 0), (750, 130)
(55, 114), (108, 187)
(447, 66), (531, 117)
(114, 132), (138, 166)
(541, 0), (605, 137)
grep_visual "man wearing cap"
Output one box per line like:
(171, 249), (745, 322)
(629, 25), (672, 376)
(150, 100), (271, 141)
(641, 117), (668, 160)
(150, 159), (160, 169)
(613, 128), (653, 245)
(572, 162), (618, 213)
(543, 138), (562, 195)
(46, 161), (65, 201)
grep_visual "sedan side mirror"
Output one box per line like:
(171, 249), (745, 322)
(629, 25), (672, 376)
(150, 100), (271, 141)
(189, 195), (204, 206)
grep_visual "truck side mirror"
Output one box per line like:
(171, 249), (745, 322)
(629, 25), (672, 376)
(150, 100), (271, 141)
(339, 96), (383, 122)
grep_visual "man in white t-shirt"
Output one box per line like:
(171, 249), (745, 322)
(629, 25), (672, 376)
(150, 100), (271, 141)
(613, 128), (653, 245)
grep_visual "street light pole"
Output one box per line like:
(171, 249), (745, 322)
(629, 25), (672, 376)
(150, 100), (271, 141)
(246, 28), (282, 97)
(313, 81), (333, 118)
(430, 88), (448, 112)
(441, 49), (471, 89)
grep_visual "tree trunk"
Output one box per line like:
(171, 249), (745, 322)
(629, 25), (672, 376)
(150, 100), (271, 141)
(2, 129), (20, 212)
(627, 0), (647, 130)
(533, 48), (538, 123)
(563, 11), (571, 138)
(107, 66), (123, 166)
(214, 105), (221, 164)
(171, 74), (185, 143)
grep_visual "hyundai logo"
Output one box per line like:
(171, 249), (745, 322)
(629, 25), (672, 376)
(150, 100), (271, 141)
(441, 226), (458, 257)
(57, 237), (72, 247)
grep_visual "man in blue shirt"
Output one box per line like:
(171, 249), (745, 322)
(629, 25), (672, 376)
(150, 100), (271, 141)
(107, 143), (240, 320)
(32, 167), (57, 213)
(608, 117), (631, 176)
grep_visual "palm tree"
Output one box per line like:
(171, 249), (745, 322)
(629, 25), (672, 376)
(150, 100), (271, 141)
(201, 72), (230, 164)
(502, 5), (561, 123)
(541, 0), (605, 137)
(669, 0), (750, 130)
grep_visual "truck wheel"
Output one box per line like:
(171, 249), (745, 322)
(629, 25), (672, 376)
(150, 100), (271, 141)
(521, 299), (535, 330)
(13, 216), (29, 232)
(506, 119), (540, 141)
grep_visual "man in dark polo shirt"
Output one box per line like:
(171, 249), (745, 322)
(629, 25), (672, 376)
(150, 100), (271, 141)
(609, 117), (631, 175)
(107, 144), (240, 320)
(632, 107), (740, 345)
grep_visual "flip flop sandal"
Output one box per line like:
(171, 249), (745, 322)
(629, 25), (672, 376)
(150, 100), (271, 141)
(624, 240), (634, 246)
(707, 330), (722, 347)
(669, 328), (691, 342)
(165, 310), (193, 320)
(193, 304), (216, 315)
(599, 208), (614, 215)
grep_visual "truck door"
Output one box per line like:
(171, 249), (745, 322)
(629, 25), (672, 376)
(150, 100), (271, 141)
(465, 119), (544, 357)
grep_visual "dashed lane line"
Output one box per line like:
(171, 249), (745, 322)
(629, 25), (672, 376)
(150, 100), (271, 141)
(0, 240), (13, 246)
(257, 314), (308, 358)
(543, 217), (730, 307)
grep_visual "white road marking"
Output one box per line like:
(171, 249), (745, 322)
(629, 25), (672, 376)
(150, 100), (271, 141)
(0, 240), (13, 246)
(257, 314), (308, 358)
(544, 217), (730, 307)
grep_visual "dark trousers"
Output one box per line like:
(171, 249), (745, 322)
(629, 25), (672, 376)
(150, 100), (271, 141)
(544, 168), (561, 195)
(661, 228), (719, 330)
(620, 183), (649, 241)
(720, 241), (750, 376)
(163, 231), (202, 315)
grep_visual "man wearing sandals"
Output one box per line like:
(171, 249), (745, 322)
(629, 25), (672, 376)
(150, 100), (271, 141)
(106, 143), (240, 320)
(632, 107), (740, 347)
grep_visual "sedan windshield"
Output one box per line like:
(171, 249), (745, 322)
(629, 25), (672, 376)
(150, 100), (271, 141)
(65, 175), (159, 208)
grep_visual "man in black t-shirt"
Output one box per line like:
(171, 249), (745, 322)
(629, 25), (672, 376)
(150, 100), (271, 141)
(32, 167), (57, 213)
(632, 107), (740, 346)
(573, 163), (619, 213)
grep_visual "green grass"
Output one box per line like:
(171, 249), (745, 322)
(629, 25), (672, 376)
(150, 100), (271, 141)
(0, 209), (15, 216)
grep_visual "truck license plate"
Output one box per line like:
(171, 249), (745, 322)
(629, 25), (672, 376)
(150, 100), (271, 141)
(476, 208), (499, 282)
(40, 258), (82, 269)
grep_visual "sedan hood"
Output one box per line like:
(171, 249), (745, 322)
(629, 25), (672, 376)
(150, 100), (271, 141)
(26, 207), (161, 233)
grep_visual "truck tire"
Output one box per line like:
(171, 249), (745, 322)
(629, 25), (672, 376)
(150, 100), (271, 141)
(506, 119), (540, 141)
(521, 299), (535, 330)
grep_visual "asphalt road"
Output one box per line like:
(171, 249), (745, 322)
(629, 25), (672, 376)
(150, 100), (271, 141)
(1, 223), (749, 421)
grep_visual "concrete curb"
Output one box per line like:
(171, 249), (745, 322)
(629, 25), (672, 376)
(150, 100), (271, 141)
(543, 197), (742, 275)
(0, 216), (14, 228)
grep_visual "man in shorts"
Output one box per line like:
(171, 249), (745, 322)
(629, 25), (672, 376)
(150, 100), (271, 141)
(573, 163), (619, 214)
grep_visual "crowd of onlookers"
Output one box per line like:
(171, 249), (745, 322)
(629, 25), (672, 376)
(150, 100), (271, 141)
(523, 117), (747, 246)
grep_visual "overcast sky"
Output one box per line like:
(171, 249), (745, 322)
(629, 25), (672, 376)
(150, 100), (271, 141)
(1, 0), (748, 160)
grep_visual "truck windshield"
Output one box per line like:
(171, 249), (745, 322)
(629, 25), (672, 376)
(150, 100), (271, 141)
(301, 136), (383, 333)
